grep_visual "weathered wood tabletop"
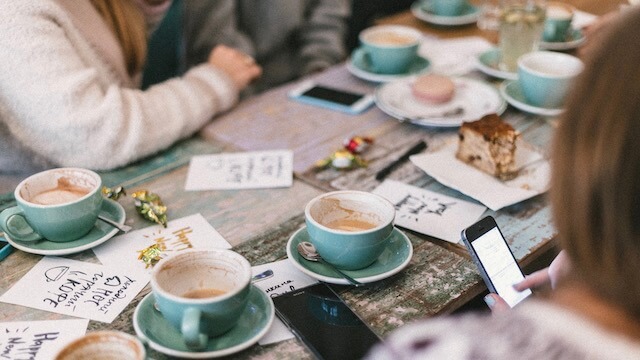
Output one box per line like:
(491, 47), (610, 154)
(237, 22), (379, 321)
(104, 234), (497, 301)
(0, 1), (622, 358)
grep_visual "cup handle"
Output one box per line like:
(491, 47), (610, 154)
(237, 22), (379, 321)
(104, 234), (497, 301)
(0, 207), (42, 242)
(352, 48), (376, 72)
(182, 307), (207, 350)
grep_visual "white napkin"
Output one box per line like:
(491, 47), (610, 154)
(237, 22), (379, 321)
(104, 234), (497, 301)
(410, 140), (550, 211)
(418, 36), (494, 76)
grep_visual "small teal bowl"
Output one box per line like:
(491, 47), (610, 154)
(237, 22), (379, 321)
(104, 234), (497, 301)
(305, 191), (396, 270)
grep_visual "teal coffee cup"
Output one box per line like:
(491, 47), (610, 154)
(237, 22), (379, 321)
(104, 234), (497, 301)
(305, 190), (396, 270)
(543, 2), (575, 42)
(432, 0), (468, 16)
(150, 249), (252, 351)
(354, 25), (422, 75)
(517, 51), (584, 108)
(0, 168), (103, 242)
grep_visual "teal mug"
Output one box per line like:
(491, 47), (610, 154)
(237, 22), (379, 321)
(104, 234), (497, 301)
(543, 2), (575, 42)
(150, 249), (252, 351)
(305, 190), (396, 270)
(431, 0), (468, 16)
(0, 168), (103, 242)
(517, 51), (584, 108)
(355, 25), (422, 75)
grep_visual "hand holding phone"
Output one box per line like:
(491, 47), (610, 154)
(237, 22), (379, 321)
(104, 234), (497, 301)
(288, 80), (375, 114)
(461, 216), (532, 308)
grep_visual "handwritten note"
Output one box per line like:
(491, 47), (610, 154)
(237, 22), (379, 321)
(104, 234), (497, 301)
(0, 257), (148, 323)
(185, 150), (293, 191)
(0, 319), (88, 360)
(373, 180), (486, 243)
(251, 260), (318, 345)
(93, 214), (231, 272)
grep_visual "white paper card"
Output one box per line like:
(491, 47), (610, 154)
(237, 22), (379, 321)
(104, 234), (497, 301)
(419, 36), (493, 76)
(93, 214), (231, 272)
(0, 319), (89, 360)
(410, 140), (550, 211)
(185, 150), (293, 190)
(251, 260), (318, 345)
(0, 257), (149, 323)
(373, 180), (486, 243)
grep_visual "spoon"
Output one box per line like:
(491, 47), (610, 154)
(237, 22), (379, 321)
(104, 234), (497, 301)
(97, 215), (131, 233)
(297, 241), (363, 287)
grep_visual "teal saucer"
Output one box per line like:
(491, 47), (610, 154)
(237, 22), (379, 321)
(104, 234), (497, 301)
(475, 48), (518, 80)
(347, 47), (431, 83)
(133, 286), (274, 359)
(411, 0), (480, 26)
(286, 226), (413, 285)
(500, 80), (564, 117)
(540, 28), (586, 50)
(3, 199), (125, 256)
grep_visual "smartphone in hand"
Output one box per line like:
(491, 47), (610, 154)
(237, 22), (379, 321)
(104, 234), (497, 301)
(461, 216), (532, 307)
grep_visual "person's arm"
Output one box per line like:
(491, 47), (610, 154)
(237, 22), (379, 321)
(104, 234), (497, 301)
(0, 5), (241, 171)
(298, 0), (351, 75)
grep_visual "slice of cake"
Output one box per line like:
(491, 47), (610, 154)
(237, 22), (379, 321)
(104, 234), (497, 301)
(456, 113), (518, 180)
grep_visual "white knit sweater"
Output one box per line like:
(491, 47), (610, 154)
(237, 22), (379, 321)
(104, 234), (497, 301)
(0, 0), (238, 174)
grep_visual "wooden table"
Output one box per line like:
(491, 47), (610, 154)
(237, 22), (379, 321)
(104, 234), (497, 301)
(0, 2), (621, 358)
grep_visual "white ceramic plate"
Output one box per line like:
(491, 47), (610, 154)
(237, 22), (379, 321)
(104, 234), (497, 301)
(375, 76), (507, 127)
(500, 81), (564, 117)
(411, 1), (480, 26)
(475, 48), (518, 80)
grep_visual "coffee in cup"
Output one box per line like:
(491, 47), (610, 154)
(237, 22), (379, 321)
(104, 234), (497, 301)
(354, 25), (422, 75)
(0, 168), (103, 242)
(543, 2), (575, 42)
(498, 0), (546, 72)
(517, 51), (584, 108)
(150, 249), (252, 350)
(55, 331), (145, 360)
(304, 190), (396, 270)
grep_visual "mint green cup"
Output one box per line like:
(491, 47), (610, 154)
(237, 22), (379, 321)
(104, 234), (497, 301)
(543, 2), (575, 42)
(517, 51), (584, 108)
(0, 168), (102, 242)
(355, 25), (422, 75)
(150, 249), (252, 351)
(305, 191), (396, 270)
(432, 0), (468, 16)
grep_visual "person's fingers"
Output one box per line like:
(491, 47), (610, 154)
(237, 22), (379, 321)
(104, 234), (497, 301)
(484, 293), (510, 313)
(513, 268), (550, 291)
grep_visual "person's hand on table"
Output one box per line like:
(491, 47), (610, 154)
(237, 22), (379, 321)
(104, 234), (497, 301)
(208, 45), (262, 90)
(484, 250), (571, 313)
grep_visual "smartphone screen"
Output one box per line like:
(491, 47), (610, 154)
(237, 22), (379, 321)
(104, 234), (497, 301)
(273, 283), (380, 360)
(301, 86), (365, 106)
(462, 216), (532, 308)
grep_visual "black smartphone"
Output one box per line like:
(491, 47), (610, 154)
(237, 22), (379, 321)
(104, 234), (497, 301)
(461, 216), (532, 308)
(288, 80), (375, 114)
(273, 283), (381, 360)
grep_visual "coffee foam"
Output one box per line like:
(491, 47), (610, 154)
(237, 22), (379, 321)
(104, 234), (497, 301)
(546, 5), (572, 19)
(28, 177), (91, 205)
(365, 31), (417, 46)
(312, 197), (382, 232)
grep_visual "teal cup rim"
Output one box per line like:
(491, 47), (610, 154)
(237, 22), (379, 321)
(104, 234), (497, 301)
(14, 167), (102, 209)
(150, 249), (252, 304)
(358, 25), (422, 50)
(517, 51), (584, 80)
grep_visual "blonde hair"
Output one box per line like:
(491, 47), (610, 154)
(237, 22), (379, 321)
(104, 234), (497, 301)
(551, 7), (640, 319)
(90, 0), (147, 76)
